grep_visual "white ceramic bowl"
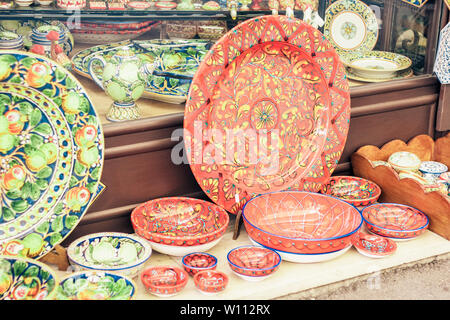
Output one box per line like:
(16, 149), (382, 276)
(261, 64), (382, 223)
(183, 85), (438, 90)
(147, 237), (222, 257)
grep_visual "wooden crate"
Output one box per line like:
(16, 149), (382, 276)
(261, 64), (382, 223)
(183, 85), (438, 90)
(351, 134), (450, 240)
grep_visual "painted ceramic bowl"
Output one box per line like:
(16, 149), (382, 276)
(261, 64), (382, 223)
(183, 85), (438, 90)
(193, 270), (228, 295)
(398, 170), (429, 185)
(439, 172), (450, 186)
(166, 21), (197, 40)
(197, 25), (227, 40)
(242, 191), (362, 255)
(0, 256), (58, 300)
(56, 271), (136, 300)
(155, 1), (177, 9)
(320, 176), (381, 207)
(67, 232), (152, 278)
(388, 151), (422, 172)
(131, 197), (229, 256)
(419, 161), (448, 177)
(181, 252), (217, 276)
(352, 232), (397, 258)
(141, 266), (188, 297)
(227, 246), (281, 281)
(15, 0), (34, 6)
(249, 237), (353, 263)
(341, 50), (412, 80)
(361, 203), (429, 240)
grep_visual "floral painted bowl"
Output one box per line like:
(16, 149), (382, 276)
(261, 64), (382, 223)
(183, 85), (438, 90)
(56, 271), (136, 300)
(141, 266), (188, 297)
(181, 252), (217, 276)
(387, 151), (421, 172)
(193, 270), (228, 295)
(320, 176), (381, 207)
(361, 203), (429, 240)
(419, 161), (448, 177)
(67, 232), (152, 278)
(131, 197), (229, 256)
(352, 232), (397, 258)
(227, 246), (281, 281)
(242, 191), (363, 255)
(0, 256), (58, 300)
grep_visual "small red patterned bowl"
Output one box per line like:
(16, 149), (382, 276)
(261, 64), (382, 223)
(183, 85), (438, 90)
(320, 176), (381, 207)
(131, 197), (229, 256)
(182, 252), (217, 276)
(193, 270), (228, 296)
(361, 203), (429, 241)
(227, 246), (281, 281)
(242, 191), (363, 254)
(141, 266), (188, 297)
(352, 232), (397, 258)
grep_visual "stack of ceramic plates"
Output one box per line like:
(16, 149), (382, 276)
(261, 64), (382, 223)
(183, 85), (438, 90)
(0, 30), (24, 50)
(324, 0), (413, 83)
(30, 22), (73, 56)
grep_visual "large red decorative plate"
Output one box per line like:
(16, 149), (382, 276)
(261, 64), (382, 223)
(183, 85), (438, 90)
(184, 15), (350, 215)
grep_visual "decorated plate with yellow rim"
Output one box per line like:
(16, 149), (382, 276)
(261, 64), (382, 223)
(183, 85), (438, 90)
(0, 51), (104, 260)
(346, 67), (414, 83)
(340, 50), (412, 80)
(324, 0), (378, 52)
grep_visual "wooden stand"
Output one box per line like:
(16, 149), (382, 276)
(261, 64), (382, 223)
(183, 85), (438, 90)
(351, 134), (450, 240)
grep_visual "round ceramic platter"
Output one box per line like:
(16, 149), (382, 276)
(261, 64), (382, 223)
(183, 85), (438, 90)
(184, 15), (351, 215)
(324, 0), (378, 52)
(71, 39), (211, 104)
(0, 52), (104, 260)
(340, 50), (412, 80)
(346, 68), (413, 83)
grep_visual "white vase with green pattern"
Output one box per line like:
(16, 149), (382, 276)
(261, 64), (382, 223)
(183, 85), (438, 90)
(88, 46), (155, 122)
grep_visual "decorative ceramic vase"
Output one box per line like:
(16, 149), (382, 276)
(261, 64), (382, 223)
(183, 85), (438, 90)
(88, 47), (155, 122)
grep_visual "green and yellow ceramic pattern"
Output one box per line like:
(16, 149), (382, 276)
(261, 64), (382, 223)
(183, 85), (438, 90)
(0, 52), (104, 260)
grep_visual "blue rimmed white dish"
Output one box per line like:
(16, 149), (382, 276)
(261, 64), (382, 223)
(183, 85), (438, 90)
(419, 161), (448, 177)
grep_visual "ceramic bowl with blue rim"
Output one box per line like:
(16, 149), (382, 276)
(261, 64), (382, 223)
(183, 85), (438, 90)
(419, 161), (448, 177)
(67, 232), (152, 278)
(56, 271), (136, 300)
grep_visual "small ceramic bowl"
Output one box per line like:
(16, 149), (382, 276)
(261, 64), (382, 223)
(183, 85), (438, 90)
(181, 252), (217, 276)
(155, 1), (177, 9)
(361, 203), (429, 241)
(320, 176), (381, 207)
(227, 246), (281, 281)
(352, 232), (397, 258)
(193, 270), (228, 295)
(0, 256), (58, 300)
(387, 151), (421, 172)
(56, 271), (136, 300)
(141, 266), (188, 297)
(419, 161), (448, 177)
(438, 172), (450, 190)
(67, 232), (152, 278)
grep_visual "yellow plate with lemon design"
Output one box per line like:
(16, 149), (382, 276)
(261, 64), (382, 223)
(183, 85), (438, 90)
(0, 51), (104, 260)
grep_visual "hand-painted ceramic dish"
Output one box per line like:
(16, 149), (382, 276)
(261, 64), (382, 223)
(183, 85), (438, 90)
(71, 39), (212, 104)
(0, 255), (58, 300)
(155, 1), (177, 9)
(398, 170), (429, 185)
(341, 50), (412, 80)
(352, 232), (397, 258)
(249, 237), (353, 263)
(184, 15), (351, 215)
(388, 151), (422, 172)
(243, 191), (362, 255)
(193, 270), (228, 295)
(320, 176), (381, 207)
(67, 232), (152, 278)
(56, 271), (136, 300)
(434, 22), (450, 84)
(419, 161), (448, 176)
(346, 68), (414, 83)
(324, 0), (378, 52)
(181, 252), (217, 276)
(0, 52), (104, 260)
(439, 172), (450, 186)
(227, 245), (281, 281)
(141, 266), (188, 297)
(361, 203), (429, 240)
(131, 197), (229, 256)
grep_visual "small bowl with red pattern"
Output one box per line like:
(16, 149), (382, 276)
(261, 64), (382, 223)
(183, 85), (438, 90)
(193, 270), (228, 296)
(320, 176), (381, 207)
(361, 203), (429, 241)
(352, 232), (397, 258)
(131, 197), (230, 256)
(181, 252), (217, 276)
(141, 266), (188, 297)
(227, 246), (281, 281)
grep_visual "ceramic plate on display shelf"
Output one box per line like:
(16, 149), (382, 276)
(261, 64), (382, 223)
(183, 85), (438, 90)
(0, 51), (104, 260)
(324, 0), (378, 52)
